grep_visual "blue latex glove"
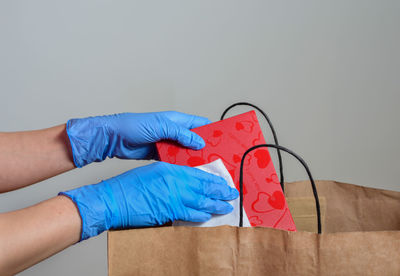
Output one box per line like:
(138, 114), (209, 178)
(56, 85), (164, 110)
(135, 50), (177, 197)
(66, 112), (211, 167)
(59, 162), (239, 241)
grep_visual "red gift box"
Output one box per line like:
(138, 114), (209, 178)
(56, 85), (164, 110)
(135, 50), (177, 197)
(156, 111), (296, 231)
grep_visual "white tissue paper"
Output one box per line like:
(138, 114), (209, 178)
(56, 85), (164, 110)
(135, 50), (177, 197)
(173, 159), (251, 227)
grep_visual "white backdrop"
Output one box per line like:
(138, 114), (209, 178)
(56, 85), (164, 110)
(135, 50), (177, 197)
(0, 1), (399, 275)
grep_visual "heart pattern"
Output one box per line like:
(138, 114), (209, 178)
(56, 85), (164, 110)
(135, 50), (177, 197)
(213, 130), (223, 137)
(252, 191), (285, 213)
(156, 111), (296, 231)
(206, 129), (223, 147)
(233, 154), (241, 163)
(251, 192), (274, 213)
(249, 216), (263, 226)
(235, 120), (254, 133)
(266, 173), (280, 185)
(268, 191), (285, 210)
(254, 149), (271, 169)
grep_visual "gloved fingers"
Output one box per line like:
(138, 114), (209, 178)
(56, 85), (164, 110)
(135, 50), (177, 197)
(181, 167), (238, 200)
(184, 193), (234, 215)
(161, 123), (206, 150)
(181, 208), (212, 222)
(162, 111), (212, 129)
(195, 181), (239, 201)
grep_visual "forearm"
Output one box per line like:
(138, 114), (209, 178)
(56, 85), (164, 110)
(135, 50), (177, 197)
(0, 124), (75, 193)
(0, 196), (81, 275)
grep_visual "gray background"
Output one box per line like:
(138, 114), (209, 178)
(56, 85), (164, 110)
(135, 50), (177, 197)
(0, 0), (399, 275)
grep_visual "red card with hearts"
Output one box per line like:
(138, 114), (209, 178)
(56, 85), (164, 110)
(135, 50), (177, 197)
(156, 111), (296, 231)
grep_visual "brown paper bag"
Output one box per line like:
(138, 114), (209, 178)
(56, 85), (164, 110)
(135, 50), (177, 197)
(108, 180), (400, 275)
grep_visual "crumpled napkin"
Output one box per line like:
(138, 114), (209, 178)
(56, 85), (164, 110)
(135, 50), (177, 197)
(173, 159), (251, 227)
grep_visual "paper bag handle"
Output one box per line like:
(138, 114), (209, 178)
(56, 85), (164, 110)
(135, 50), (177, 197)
(220, 102), (285, 192)
(239, 144), (322, 234)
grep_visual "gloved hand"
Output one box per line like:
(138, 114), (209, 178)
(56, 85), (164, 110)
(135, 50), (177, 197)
(59, 162), (239, 241)
(66, 112), (211, 167)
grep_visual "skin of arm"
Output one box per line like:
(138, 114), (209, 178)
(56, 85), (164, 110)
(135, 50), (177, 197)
(0, 196), (81, 275)
(0, 115), (213, 274)
(0, 124), (75, 193)
(0, 125), (80, 274)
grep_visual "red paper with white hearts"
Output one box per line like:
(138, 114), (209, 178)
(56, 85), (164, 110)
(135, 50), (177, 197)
(156, 111), (296, 231)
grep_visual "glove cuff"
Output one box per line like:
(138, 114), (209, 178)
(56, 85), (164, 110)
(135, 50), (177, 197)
(58, 180), (118, 241)
(66, 117), (110, 167)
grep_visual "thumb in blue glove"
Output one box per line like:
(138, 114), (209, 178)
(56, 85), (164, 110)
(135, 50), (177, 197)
(59, 162), (239, 241)
(66, 111), (211, 167)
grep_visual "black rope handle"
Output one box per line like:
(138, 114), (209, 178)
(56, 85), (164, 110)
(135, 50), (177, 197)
(239, 144), (322, 234)
(220, 102), (285, 192)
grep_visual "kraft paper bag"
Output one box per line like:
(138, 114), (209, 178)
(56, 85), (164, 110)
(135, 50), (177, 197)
(108, 180), (400, 276)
